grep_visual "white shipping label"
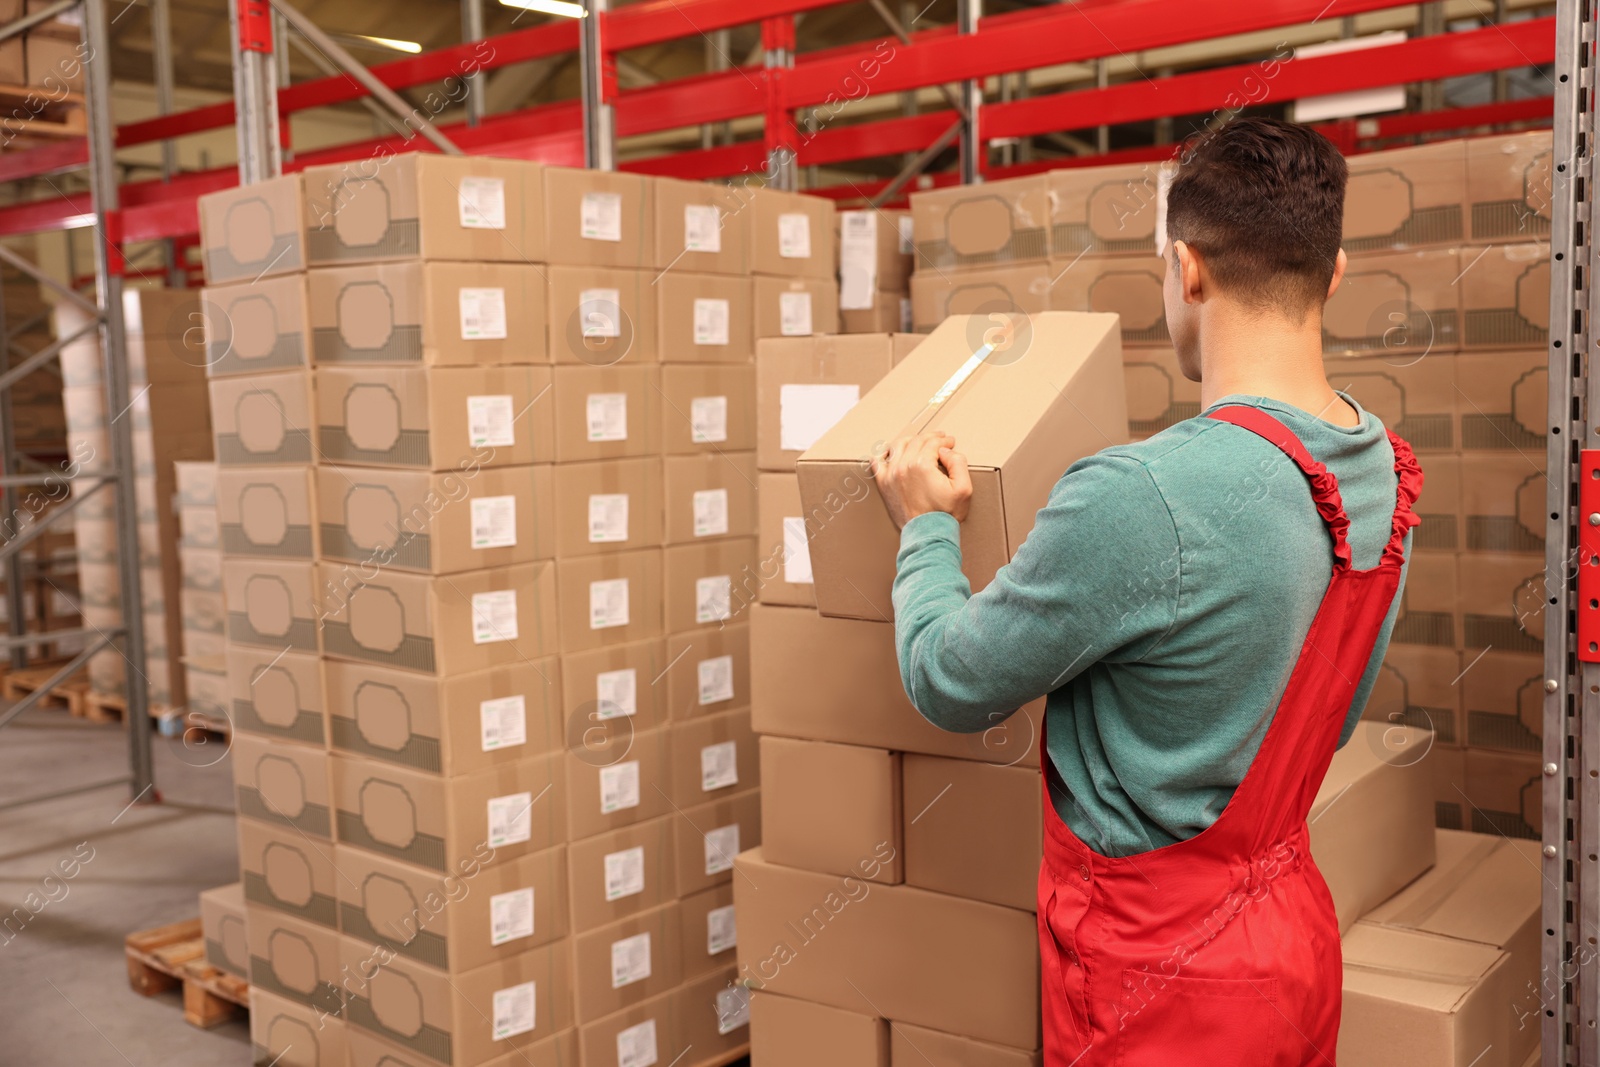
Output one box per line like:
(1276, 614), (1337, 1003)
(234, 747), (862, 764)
(588, 493), (631, 543)
(487, 791), (533, 848)
(693, 298), (730, 346)
(488, 887), (534, 946)
(599, 760), (641, 814)
(898, 215), (915, 254)
(492, 981), (537, 1041)
(586, 392), (628, 442)
(582, 191), (623, 242)
(472, 589), (519, 644)
(470, 495), (518, 549)
(838, 211), (879, 310)
(704, 823), (740, 875)
(683, 204), (722, 253)
(778, 383), (860, 452)
(707, 904), (737, 955)
(479, 695), (528, 752)
(778, 291), (813, 337)
(690, 395), (728, 443)
(590, 578), (631, 630)
(781, 517), (813, 584)
(458, 176), (507, 230)
(467, 394), (516, 448)
(692, 489), (729, 538)
(616, 1020), (659, 1067)
(596, 667), (638, 719)
(604, 845), (646, 901)
(459, 287), (508, 340)
(610, 932), (653, 989)
(695, 575), (732, 624)
(579, 288), (623, 339)
(698, 654), (734, 706)
(778, 212), (812, 258)
(700, 740), (739, 792)
(716, 986), (751, 1035)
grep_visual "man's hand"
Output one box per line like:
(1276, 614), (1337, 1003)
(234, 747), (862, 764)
(871, 432), (973, 530)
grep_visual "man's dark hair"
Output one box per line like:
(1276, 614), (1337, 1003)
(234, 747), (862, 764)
(1165, 117), (1348, 316)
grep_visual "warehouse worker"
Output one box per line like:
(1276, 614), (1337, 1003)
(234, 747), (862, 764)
(873, 117), (1420, 1067)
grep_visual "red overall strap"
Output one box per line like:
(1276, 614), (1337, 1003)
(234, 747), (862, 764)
(1207, 405), (1353, 570)
(1384, 430), (1424, 567)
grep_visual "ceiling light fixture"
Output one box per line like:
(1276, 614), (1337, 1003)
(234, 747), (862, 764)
(497, 0), (588, 18)
(349, 34), (424, 53)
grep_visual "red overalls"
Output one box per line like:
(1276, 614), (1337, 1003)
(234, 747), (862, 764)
(1039, 405), (1423, 1067)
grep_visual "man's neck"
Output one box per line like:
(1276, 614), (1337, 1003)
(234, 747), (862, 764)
(1196, 303), (1358, 427)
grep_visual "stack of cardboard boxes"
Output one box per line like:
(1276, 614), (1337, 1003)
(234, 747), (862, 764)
(174, 460), (227, 728)
(837, 210), (912, 334)
(0, 0), (84, 92)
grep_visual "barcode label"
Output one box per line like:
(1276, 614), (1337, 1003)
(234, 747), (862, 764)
(604, 845), (646, 901)
(488, 887), (534, 946)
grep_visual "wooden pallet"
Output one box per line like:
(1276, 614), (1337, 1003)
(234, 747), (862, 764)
(0, 82), (86, 143)
(85, 690), (173, 725)
(2, 660), (94, 719)
(125, 918), (249, 1030)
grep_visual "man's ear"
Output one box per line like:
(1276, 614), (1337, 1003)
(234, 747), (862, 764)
(1174, 240), (1204, 305)
(1326, 248), (1347, 301)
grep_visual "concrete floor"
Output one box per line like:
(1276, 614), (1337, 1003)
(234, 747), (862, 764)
(0, 706), (248, 1065)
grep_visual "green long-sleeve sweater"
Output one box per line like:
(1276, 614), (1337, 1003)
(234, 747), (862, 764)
(892, 393), (1410, 858)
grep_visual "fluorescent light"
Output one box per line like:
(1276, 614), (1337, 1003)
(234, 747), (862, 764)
(350, 34), (423, 53)
(498, 0), (588, 18)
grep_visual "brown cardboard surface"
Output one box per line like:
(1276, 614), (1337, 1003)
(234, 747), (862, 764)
(127, 286), (220, 384)
(1432, 743), (1469, 832)
(653, 176), (752, 275)
(889, 1022), (1042, 1067)
(340, 934), (572, 1067)
(1455, 349), (1547, 453)
(842, 291), (913, 335)
(676, 965), (750, 1061)
(1459, 555), (1545, 657)
(753, 275), (840, 340)
(334, 842), (568, 973)
(1309, 722), (1438, 934)
(329, 751), (566, 873)
(547, 265), (661, 365)
(323, 656), (563, 776)
(667, 709), (756, 808)
(1460, 243), (1550, 349)
(1334, 353), (1458, 454)
(199, 174), (306, 284)
(1465, 748), (1541, 840)
(314, 365), (553, 470)
(238, 815), (340, 927)
(663, 538), (757, 633)
(1053, 256), (1167, 346)
(317, 464), (557, 574)
(750, 188), (836, 279)
(1338, 923), (1513, 1067)
(659, 364), (756, 455)
(175, 460), (218, 506)
(761, 736), (902, 883)
(559, 639), (671, 742)
(228, 645), (326, 745)
(250, 987), (347, 1067)
(231, 734), (334, 839)
(577, 987), (685, 1067)
(551, 458), (665, 558)
(1408, 453), (1460, 553)
(1466, 131), (1553, 243)
(902, 754), (1041, 911)
(662, 623), (749, 720)
(200, 882), (249, 979)
(656, 271), (754, 364)
(1459, 454), (1545, 556)
(839, 208), (913, 296)
(554, 550), (664, 653)
(1323, 248), (1462, 356)
(318, 560), (560, 674)
(1391, 553), (1461, 651)
(733, 846), (1040, 1049)
(0, 38), (18, 85)
(1049, 164), (1163, 258)
(680, 884), (741, 981)
(307, 261), (548, 366)
(216, 465), (317, 560)
(672, 788), (760, 898)
(573, 902), (684, 1023)
(1122, 347), (1201, 439)
(911, 175), (1050, 272)
(544, 167), (653, 269)
(246, 905), (343, 1014)
(755, 334), (902, 472)
(754, 472), (815, 607)
(209, 370), (315, 467)
(908, 262), (1055, 335)
(564, 724), (674, 840)
(202, 274), (313, 377)
(303, 153), (544, 265)
(663, 453), (757, 545)
(799, 311), (1127, 621)
(1343, 140), (1468, 253)
(750, 991), (887, 1067)
(751, 603), (1044, 761)
(1364, 644), (1464, 747)
(1460, 650), (1543, 754)
(222, 557), (319, 654)
(347, 1027), (579, 1067)
(551, 364), (663, 463)
(567, 814), (678, 933)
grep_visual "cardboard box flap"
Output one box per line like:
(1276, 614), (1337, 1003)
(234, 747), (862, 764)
(1341, 923), (1505, 1012)
(1362, 828), (1542, 951)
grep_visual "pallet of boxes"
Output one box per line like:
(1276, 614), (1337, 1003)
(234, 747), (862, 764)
(837, 209), (912, 334)
(173, 460), (229, 733)
(0, 0), (87, 137)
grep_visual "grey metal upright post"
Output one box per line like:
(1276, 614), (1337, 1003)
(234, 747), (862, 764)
(956, 0), (980, 184)
(580, 0), (615, 170)
(0, 278), (27, 672)
(83, 0), (153, 801)
(463, 0), (485, 127)
(1094, 58), (1109, 154)
(151, 0), (180, 285)
(230, 0), (282, 183)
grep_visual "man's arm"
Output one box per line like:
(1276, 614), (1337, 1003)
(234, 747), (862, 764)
(890, 453), (1182, 733)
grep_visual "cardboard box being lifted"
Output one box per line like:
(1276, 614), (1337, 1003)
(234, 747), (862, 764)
(797, 311), (1126, 622)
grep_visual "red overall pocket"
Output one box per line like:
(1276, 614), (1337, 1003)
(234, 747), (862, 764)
(1111, 973), (1283, 1067)
(1040, 866), (1093, 1062)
